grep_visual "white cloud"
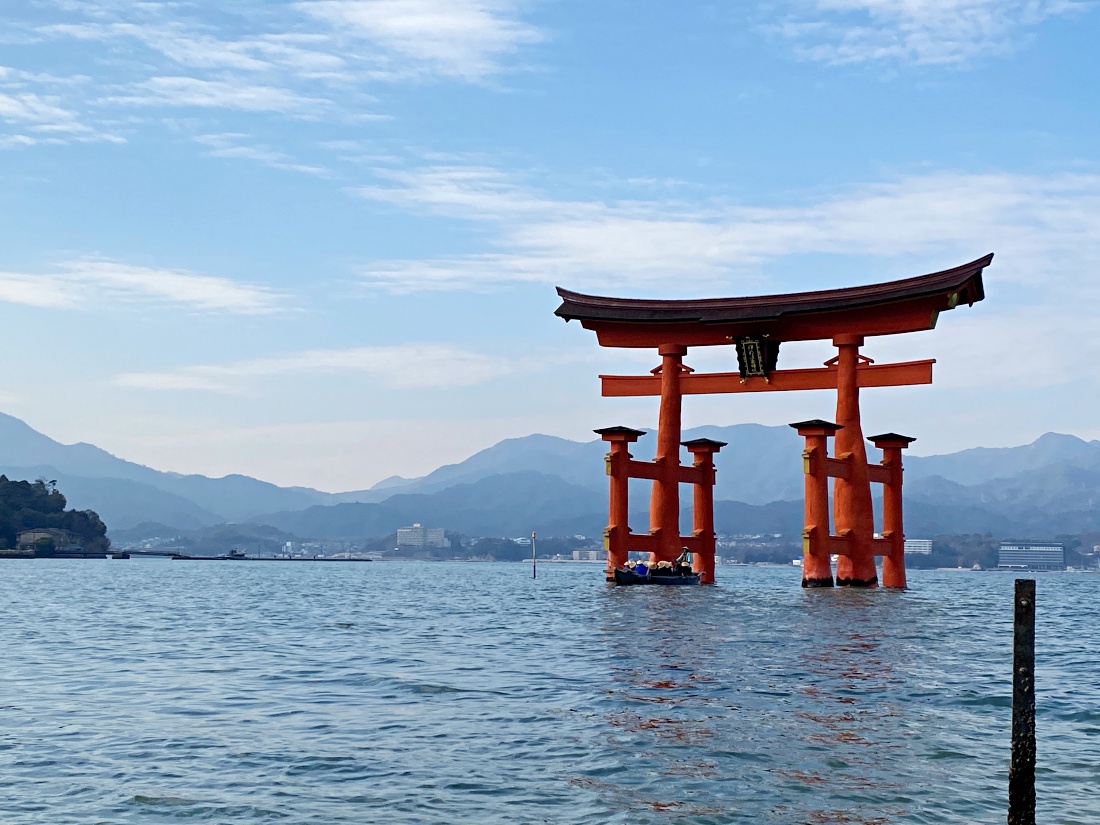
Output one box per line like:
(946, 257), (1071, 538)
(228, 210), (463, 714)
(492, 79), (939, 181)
(114, 343), (512, 392)
(0, 89), (122, 144)
(0, 260), (287, 314)
(771, 0), (1089, 65)
(357, 165), (569, 218)
(46, 21), (352, 78)
(299, 0), (542, 80)
(106, 76), (327, 114)
(0, 273), (78, 309)
(3, 1), (539, 158)
(194, 132), (331, 175)
(0, 89), (81, 128)
(355, 165), (1100, 294)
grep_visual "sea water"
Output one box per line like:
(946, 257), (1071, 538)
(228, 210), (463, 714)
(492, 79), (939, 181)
(1, 561), (1097, 824)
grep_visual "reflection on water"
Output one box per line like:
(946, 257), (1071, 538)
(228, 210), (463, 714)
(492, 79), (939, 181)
(0, 562), (1098, 824)
(594, 573), (1100, 825)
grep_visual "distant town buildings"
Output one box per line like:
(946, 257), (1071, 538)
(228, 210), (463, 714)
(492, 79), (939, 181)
(904, 539), (933, 555)
(572, 550), (601, 561)
(997, 541), (1065, 571)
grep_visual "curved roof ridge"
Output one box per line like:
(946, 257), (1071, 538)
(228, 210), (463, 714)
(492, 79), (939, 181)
(555, 254), (991, 323)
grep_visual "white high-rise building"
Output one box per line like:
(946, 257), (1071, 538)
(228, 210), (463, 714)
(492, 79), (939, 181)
(997, 542), (1064, 570)
(397, 523), (447, 549)
(904, 539), (933, 555)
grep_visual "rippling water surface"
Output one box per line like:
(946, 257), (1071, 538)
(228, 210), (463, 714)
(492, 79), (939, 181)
(1, 561), (1098, 823)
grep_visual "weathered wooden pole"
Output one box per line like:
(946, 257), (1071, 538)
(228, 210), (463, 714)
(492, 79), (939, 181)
(1008, 578), (1036, 825)
(531, 531), (537, 579)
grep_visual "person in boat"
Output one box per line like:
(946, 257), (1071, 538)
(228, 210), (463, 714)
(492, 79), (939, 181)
(676, 548), (693, 576)
(652, 560), (676, 576)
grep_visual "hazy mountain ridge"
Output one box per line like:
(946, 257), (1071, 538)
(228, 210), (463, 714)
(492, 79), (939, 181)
(2, 410), (1099, 539)
(904, 433), (1100, 486)
(255, 471), (607, 539)
(342, 425), (808, 505)
(0, 412), (333, 527)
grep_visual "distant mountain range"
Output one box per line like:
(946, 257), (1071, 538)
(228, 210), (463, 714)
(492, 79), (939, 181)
(2, 411), (1099, 541)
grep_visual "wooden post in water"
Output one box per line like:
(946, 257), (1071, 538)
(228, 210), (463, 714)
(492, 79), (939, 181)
(1008, 578), (1036, 825)
(531, 531), (537, 579)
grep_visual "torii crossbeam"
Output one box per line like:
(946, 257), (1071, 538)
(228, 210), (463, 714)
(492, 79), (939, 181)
(555, 254), (991, 588)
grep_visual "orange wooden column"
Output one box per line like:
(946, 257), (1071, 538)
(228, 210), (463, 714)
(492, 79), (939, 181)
(791, 420), (841, 588)
(831, 335), (878, 587)
(596, 426), (647, 582)
(870, 433), (916, 589)
(682, 437), (726, 584)
(649, 344), (687, 563)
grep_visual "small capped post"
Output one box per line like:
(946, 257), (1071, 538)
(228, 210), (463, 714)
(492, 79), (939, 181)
(790, 420), (843, 587)
(595, 426), (647, 580)
(681, 438), (727, 584)
(869, 432), (916, 589)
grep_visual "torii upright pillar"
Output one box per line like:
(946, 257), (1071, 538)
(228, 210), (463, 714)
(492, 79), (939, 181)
(832, 334), (878, 587)
(649, 344), (687, 563)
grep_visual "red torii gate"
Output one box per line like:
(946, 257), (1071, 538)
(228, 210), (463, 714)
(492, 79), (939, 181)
(555, 254), (991, 588)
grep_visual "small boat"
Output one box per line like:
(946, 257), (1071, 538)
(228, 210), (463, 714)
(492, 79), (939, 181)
(613, 562), (700, 586)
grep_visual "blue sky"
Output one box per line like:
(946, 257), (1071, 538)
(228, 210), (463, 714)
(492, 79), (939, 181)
(1, 0), (1098, 492)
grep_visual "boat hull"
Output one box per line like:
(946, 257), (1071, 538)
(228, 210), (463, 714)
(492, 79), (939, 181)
(613, 568), (701, 586)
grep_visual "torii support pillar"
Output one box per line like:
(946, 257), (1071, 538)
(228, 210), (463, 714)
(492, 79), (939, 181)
(870, 433), (916, 589)
(683, 437), (726, 585)
(596, 426), (647, 582)
(649, 344), (688, 563)
(791, 420), (841, 588)
(832, 335), (878, 588)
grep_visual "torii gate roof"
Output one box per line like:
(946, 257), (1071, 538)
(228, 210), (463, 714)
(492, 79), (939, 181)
(555, 253), (991, 347)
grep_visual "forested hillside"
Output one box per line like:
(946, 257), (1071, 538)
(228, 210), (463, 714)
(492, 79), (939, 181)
(0, 476), (109, 553)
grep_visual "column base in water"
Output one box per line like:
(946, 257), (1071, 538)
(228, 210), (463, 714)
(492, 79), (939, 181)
(835, 574), (878, 588)
(801, 575), (835, 588)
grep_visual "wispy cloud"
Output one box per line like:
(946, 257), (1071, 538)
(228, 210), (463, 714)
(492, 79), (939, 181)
(46, 21), (349, 77)
(3, 1), (542, 162)
(30, 1), (540, 109)
(298, 0), (543, 80)
(770, 0), (1089, 65)
(0, 87), (123, 145)
(105, 76), (327, 114)
(354, 165), (1100, 294)
(0, 260), (287, 314)
(194, 132), (332, 175)
(114, 343), (511, 391)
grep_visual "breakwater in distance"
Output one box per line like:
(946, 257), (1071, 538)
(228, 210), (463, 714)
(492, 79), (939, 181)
(169, 554), (374, 562)
(1, 562), (1098, 824)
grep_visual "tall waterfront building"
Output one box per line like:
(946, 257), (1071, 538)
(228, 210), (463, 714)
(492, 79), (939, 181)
(396, 523), (447, 550)
(997, 541), (1064, 571)
(904, 539), (933, 555)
